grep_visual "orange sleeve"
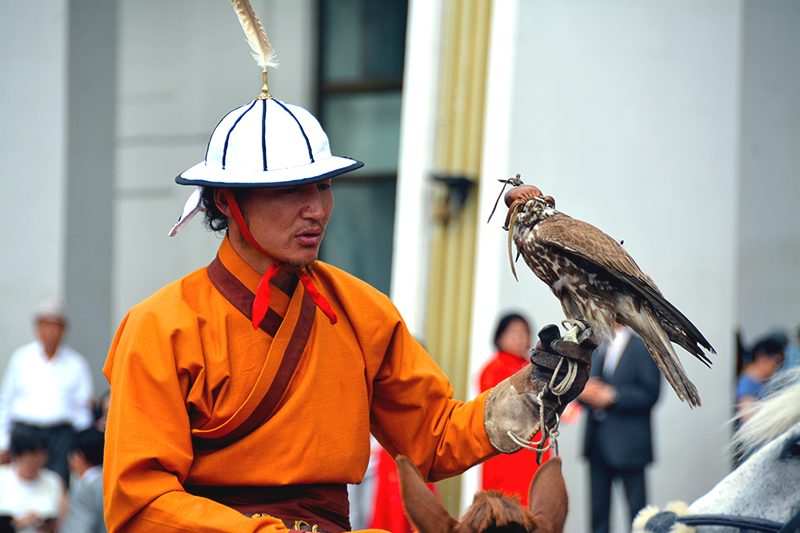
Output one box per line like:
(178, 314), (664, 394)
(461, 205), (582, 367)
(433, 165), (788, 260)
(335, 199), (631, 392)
(364, 320), (497, 482)
(311, 265), (499, 483)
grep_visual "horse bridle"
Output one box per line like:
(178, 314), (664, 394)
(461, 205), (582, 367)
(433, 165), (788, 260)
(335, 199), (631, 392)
(645, 506), (800, 533)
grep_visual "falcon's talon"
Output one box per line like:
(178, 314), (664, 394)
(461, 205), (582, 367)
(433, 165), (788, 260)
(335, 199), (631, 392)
(560, 320), (582, 344)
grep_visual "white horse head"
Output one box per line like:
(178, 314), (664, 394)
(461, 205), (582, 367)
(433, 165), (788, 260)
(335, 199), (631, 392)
(634, 367), (800, 533)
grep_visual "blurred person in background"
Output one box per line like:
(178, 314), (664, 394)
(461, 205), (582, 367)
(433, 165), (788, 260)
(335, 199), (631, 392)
(59, 428), (106, 533)
(477, 312), (549, 505)
(92, 393), (110, 434)
(578, 324), (661, 533)
(0, 429), (64, 533)
(736, 337), (784, 421)
(0, 300), (95, 485)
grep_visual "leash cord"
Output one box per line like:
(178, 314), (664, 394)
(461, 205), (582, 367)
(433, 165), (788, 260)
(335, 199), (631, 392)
(506, 357), (579, 462)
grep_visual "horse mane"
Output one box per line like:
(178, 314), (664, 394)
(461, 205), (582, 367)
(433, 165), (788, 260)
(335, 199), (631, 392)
(397, 455), (568, 533)
(733, 367), (800, 456)
(460, 490), (538, 533)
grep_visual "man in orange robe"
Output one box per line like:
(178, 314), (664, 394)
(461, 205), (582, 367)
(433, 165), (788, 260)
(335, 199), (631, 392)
(105, 231), (499, 532)
(103, 90), (595, 531)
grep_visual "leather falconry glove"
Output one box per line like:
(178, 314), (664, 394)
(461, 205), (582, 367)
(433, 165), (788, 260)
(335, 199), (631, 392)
(484, 320), (597, 454)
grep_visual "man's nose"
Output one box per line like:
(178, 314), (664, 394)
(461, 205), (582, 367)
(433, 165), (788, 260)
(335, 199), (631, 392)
(300, 187), (325, 219)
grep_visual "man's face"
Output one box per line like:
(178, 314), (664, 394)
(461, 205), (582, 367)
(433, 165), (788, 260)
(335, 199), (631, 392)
(68, 449), (90, 477)
(770, 351), (785, 370)
(35, 319), (65, 353)
(15, 449), (47, 481)
(236, 180), (334, 269)
(497, 319), (531, 358)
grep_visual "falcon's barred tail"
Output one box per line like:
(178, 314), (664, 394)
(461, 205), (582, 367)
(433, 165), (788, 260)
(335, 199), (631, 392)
(635, 304), (701, 407)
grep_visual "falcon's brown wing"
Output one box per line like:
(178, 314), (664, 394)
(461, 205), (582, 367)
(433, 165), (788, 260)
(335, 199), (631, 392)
(533, 213), (714, 360)
(533, 213), (660, 294)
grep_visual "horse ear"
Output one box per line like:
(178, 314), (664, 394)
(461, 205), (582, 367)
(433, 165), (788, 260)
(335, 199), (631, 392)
(528, 457), (569, 533)
(397, 455), (458, 533)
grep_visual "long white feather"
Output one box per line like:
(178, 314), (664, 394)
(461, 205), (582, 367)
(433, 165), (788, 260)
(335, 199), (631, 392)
(230, 0), (278, 71)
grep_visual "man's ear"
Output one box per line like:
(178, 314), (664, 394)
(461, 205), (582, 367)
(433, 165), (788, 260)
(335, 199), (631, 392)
(214, 188), (233, 217)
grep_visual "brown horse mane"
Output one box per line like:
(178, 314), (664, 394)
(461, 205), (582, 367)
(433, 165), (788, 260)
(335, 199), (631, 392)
(460, 490), (538, 533)
(397, 455), (568, 533)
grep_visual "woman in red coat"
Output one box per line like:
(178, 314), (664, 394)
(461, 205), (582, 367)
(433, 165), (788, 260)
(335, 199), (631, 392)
(478, 313), (550, 505)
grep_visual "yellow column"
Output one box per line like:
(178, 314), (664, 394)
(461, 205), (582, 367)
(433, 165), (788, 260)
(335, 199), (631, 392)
(424, 0), (493, 515)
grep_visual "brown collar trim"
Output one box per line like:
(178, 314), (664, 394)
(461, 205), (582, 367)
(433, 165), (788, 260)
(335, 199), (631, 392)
(207, 255), (295, 336)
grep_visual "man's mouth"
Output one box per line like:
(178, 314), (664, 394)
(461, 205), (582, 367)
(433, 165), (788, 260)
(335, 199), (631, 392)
(296, 228), (323, 246)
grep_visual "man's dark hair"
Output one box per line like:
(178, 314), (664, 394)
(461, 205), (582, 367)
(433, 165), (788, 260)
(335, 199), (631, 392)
(9, 429), (47, 457)
(72, 428), (105, 467)
(752, 339), (784, 359)
(200, 187), (250, 233)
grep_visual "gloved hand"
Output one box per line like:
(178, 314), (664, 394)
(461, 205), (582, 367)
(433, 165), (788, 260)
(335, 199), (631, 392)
(484, 320), (596, 453)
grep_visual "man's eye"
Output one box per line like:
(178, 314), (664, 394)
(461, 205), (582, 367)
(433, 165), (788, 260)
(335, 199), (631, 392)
(317, 183), (331, 192)
(280, 187), (300, 195)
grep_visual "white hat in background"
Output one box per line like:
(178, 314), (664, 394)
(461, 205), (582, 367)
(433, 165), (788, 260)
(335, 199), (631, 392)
(34, 298), (66, 324)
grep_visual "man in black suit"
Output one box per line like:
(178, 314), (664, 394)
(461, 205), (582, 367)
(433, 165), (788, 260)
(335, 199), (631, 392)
(579, 324), (661, 533)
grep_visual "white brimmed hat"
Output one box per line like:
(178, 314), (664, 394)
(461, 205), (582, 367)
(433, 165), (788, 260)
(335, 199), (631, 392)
(177, 98), (362, 188)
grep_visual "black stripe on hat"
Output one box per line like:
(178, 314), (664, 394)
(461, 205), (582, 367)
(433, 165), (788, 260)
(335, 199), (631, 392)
(273, 99), (315, 163)
(261, 99), (267, 171)
(222, 100), (258, 169)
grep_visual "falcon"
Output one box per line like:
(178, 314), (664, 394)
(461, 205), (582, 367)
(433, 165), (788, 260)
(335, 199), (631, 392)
(494, 176), (714, 406)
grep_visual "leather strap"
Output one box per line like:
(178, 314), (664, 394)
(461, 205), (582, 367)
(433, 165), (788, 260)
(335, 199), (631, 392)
(195, 256), (314, 447)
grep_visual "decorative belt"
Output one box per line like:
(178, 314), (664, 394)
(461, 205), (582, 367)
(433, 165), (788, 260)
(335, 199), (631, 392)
(185, 483), (350, 533)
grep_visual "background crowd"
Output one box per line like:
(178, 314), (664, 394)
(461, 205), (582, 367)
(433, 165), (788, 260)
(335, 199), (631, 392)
(0, 300), (108, 533)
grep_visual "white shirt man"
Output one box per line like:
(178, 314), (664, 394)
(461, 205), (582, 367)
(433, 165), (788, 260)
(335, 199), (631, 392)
(0, 300), (94, 484)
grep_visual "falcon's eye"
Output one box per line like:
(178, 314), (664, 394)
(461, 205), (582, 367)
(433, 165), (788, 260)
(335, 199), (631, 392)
(544, 196), (556, 208)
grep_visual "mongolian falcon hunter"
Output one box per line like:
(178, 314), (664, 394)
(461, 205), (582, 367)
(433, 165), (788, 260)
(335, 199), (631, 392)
(494, 175), (714, 407)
